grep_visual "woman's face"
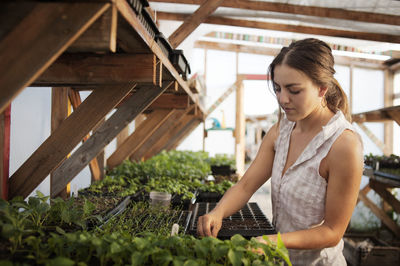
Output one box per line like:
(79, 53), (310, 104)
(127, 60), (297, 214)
(273, 63), (323, 121)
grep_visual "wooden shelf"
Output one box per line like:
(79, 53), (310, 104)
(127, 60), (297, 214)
(352, 105), (400, 126)
(0, 0), (204, 199)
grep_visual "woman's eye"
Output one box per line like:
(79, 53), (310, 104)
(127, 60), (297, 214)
(289, 90), (300, 94)
(274, 86), (281, 93)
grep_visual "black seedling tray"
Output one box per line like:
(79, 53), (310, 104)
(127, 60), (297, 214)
(188, 202), (276, 239)
(196, 192), (223, 202)
(169, 49), (191, 80)
(138, 8), (159, 39)
(154, 33), (173, 58)
(128, 0), (149, 14)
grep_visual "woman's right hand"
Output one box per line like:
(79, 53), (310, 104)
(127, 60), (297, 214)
(197, 211), (223, 237)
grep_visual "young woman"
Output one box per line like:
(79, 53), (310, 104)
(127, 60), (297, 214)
(197, 38), (364, 265)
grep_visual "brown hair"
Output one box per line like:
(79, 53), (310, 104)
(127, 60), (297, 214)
(268, 38), (351, 122)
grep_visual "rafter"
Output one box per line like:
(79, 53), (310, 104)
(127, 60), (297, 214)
(150, 0), (400, 26)
(158, 12), (400, 44)
(168, 0), (224, 48)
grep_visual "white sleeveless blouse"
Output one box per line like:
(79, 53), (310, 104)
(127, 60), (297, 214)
(271, 111), (355, 266)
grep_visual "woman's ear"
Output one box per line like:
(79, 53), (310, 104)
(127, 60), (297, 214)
(319, 87), (328, 97)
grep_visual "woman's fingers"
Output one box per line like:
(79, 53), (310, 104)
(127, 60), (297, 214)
(197, 215), (215, 237)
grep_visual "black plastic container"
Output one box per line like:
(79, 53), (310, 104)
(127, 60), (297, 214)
(196, 191), (223, 202)
(169, 49), (191, 80)
(154, 32), (173, 58)
(128, 0), (149, 14)
(189, 202), (276, 239)
(211, 165), (236, 176)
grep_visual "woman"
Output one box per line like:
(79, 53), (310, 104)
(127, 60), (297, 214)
(197, 38), (364, 265)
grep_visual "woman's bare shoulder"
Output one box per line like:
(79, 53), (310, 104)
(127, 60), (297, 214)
(328, 129), (363, 168)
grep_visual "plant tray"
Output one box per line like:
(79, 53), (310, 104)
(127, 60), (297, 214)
(138, 8), (159, 39)
(211, 165), (236, 176)
(188, 202), (276, 239)
(128, 0), (149, 14)
(196, 192), (223, 203)
(169, 49), (191, 80)
(343, 235), (400, 266)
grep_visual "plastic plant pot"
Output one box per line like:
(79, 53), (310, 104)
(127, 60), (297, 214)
(150, 191), (172, 207)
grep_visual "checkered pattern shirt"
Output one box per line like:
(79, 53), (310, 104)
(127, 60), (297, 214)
(271, 111), (355, 266)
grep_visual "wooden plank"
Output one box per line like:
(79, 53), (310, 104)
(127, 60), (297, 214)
(107, 108), (175, 169)
(356, 122), (386, 153)
(68, 4), (117, 52)
(51, 84), (167, 196)
(158, 12), (400, 44)
(8, 84), (134, 199)
(0, 105), (10, 200)
(383, 69), (394, 155)
(387, 110), (400, 126)
(50, 88), (70, 199)
(168, 0), (224, 48)
(370, 180), (400, 215)
(68, 89), (102, 182)
(0, 2), (110, 114)
(151, 0), (400, 26)
(352, 105), (400, 123)
(167, 118), (202, 150)
(149, 94), (189, 109)
(358, 190), (400, 238)
(195, 40), (385, 69)
(130, 109), (187, 161)
(116, 126), (130, 148)
(94, 118), (106, 182)
(235, 78), (245, 177)
(143, 106), (195, 158)
(35, 53), (160, 86)
(157, 112), (196, 152)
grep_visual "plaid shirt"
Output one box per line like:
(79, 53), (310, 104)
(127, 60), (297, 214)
(271, 111), (356, 266)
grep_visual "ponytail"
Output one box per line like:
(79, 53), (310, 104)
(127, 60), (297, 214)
(326, 78), (351, 122)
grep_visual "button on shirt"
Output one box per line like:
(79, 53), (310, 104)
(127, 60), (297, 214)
(271, 111), (357, 266)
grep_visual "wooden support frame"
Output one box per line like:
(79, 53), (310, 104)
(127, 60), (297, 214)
(107, 107), (176, 169)
(68, 4), (118, 53)
(143, 106), (196, 158)
(68, 89), (102, 183)
(0, 1), (110, 113)
(0, 105), (11, 200)
(50, 87), (70, 199)
(369, 180), (400, 215)
(166, 117), (203, 151)
(35, 54), (162, 87)
(130, 109), (187, 161)
(358, 182), (400, 238)
(352, 105), (400, 126)
(51, 84), (168, 197)
(158, 12), (400, 44)
(168, 0), (224, 48)
(8, 84), (134, 199)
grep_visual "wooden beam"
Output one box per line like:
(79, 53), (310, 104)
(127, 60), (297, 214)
(195, 40), (385, 69)
(0, 105), (10, 200)
(158, 12), (400, 44)
(151, 0), (400, 26)
(68, 4), (117, 52)
(356, 122), (386, 153)
(50, 88), (70, 199)
(35, 53), (162, 87)
(107, 108), (175, 169)
(384, 69), (394, 155)
(235, 78), (245, 177)
(8, 84), (134, 199)
(352, 105), (400, 123)
(167, 118), (202, 150)
(358, 189), (400, 238)
(68, 89), (102, 183)
(51, 84), (167, 196)
(370, 180), (400, 215)
(117, 93), (189, 109)
(130, 109), (187, 161)
(387, 110), (400, 126)
(143, 106), (195, 158)
(0, 2), (110, 114)
(168, 0), (224, 48)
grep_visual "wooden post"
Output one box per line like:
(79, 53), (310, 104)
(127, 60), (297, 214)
(383, 69), (394, 155)
(50, 87), (69, 199)
(0, 105), (10, 200)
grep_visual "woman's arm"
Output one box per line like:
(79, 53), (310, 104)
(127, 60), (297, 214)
(197, 123), (279, 237)
(260, 130), (364, 249)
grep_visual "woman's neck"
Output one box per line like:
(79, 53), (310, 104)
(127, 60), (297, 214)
(295, 107), (334, 134)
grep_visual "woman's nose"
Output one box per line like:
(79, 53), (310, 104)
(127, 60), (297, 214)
(278, 89), (290, 104)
